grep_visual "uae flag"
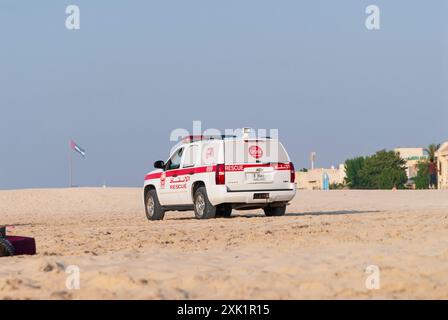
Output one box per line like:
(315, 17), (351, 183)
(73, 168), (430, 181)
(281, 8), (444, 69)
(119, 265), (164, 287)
(70, 139), (86, 157)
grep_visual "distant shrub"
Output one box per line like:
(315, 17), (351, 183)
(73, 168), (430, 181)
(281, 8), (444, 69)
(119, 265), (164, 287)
(329, 182), (345, 190)
(414, 161), (429, 189)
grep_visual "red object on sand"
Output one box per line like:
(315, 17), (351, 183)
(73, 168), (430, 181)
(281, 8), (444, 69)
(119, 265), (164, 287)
(6, 236), (36, 255)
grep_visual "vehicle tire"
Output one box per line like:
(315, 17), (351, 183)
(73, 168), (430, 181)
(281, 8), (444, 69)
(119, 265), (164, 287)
(194, 187), (216, 219)
(216, 204), (232, 218)
(145, 189), (165, 221)
(0, 238), (15, 257)
(263, 205), (286, 217)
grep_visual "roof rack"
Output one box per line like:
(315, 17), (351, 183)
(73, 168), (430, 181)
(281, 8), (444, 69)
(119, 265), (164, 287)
(181, 135), (237, 144)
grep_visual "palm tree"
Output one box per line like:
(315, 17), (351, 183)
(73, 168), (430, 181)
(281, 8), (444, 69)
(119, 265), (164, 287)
(425, 144), (439, 161)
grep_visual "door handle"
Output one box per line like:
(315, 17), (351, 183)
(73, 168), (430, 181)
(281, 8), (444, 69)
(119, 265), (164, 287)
(188, 172), (194, 175)
(172, 174), (178, 177)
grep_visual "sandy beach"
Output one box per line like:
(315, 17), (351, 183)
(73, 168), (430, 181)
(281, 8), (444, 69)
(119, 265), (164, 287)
(0, 188), (447, 299)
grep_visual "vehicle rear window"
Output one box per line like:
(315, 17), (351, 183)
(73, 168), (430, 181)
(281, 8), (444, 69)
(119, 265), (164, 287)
(200, 142), (220, 166)
(224, 140), (289, 164)
(183, 145), (198, 168)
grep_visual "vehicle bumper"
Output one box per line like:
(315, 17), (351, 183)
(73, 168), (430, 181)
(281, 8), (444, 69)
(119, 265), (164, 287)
(207, 185), (296, 206)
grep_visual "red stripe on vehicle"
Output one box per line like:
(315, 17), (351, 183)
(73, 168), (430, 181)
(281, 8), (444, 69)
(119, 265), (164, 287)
(144, 163), (290, 181)
(273, 163), (291, 170)
(165, 165), (216, 177)
(225, 163), (291, 172)
(144, 172), (162, 180)
(144, 165), (217, 181)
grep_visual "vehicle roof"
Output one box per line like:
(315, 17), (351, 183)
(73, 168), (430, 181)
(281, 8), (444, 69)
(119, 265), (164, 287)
(180, 135), (277, 144)
(169, 135), (280, 156)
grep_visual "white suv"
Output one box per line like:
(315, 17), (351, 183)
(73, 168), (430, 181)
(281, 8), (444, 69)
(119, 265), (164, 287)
(143, 132), (296, 220)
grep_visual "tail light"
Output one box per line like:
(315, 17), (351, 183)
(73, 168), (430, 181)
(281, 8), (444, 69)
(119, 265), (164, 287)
(290, 162), (295, 183)
(215, 164), (226, 185)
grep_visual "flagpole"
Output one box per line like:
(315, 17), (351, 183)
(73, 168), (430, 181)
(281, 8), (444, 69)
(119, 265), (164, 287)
(69, 140), (72, 188)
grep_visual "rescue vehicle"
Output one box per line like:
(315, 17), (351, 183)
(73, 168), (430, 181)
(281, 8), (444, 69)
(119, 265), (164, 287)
(143, 129), (296, 220)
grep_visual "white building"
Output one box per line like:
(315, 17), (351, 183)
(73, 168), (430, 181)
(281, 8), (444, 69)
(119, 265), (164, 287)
(394, 147), (428, 179)
(436, 142), (448, 189)
(296, 164), (346, 190)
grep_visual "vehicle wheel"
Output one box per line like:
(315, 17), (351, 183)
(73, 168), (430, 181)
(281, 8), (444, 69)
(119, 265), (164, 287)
(0, 238), (15, 257)
(194, 187), (216, 219)
(216, 204), (232, 218)
(263, 205), (286, 217)
(145, 190), (165, 221)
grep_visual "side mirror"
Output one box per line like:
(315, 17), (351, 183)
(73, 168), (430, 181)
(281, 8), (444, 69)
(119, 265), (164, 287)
(154, 160), (165, 169)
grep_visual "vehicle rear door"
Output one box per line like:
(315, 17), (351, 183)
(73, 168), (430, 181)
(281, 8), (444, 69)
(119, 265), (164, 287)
(224, 139), (292, 191)
(176, 144), (200, 205)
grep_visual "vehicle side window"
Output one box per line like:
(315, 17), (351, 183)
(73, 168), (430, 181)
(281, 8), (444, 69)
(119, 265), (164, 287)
(166, 147), (184, 171)
(183, 145), (198, 168)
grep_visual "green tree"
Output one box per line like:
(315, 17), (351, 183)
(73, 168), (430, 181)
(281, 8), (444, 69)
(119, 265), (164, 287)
(344, 150), (407, 189)
(344, 157), (366, 189)
(360, 150), (407, 189)
(414, 161), (430, 189)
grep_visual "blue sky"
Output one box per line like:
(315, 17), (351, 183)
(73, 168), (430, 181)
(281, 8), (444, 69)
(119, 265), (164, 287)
(0, 0), (447, 188)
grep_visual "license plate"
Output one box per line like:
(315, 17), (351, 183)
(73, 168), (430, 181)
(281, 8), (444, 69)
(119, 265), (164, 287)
(253, 172), (265, 181)
(253, 193), (270, 199)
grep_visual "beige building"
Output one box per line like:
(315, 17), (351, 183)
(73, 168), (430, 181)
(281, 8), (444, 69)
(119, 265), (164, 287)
(297, 165), (346, 190)
(436, 142), (448, 189)
(394, 147), (428, 178)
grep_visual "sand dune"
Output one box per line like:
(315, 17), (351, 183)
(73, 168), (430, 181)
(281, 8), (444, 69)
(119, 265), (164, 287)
(1, 188), (447, 299)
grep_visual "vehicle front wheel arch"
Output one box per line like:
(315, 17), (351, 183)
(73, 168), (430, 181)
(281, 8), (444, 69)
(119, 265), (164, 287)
(144, 184), (156, 203)
(144, 188), (165, 221)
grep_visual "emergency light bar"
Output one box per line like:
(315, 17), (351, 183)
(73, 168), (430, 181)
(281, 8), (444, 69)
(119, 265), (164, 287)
(181, 128), (264, 144)
(181, 135), (237, 144)
(242, 127), (251, 139)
